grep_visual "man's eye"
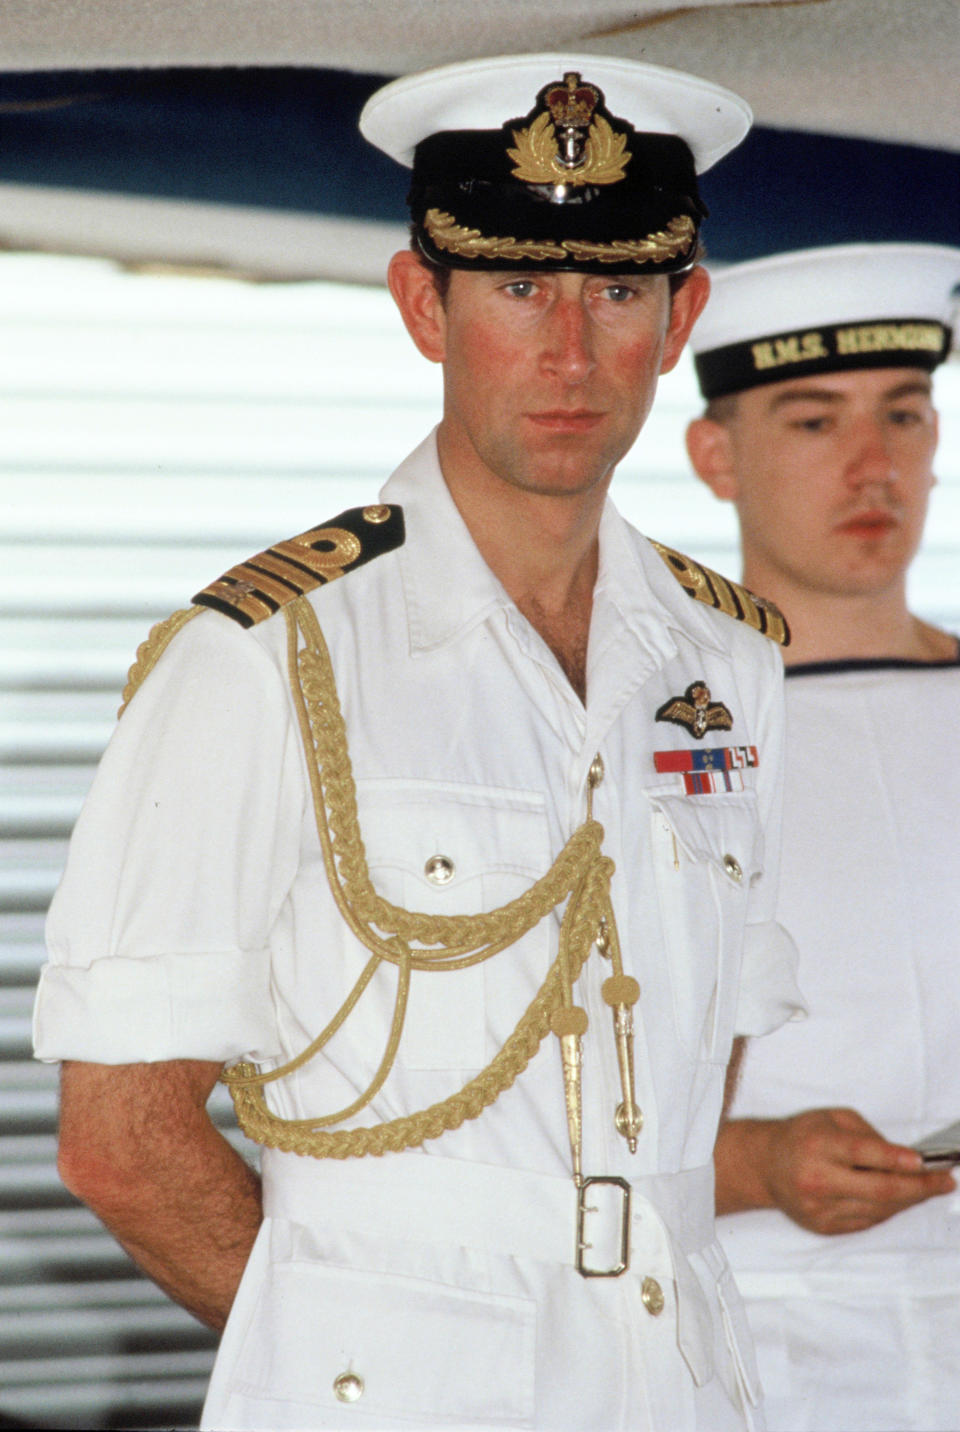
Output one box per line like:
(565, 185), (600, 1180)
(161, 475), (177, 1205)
(888, 408), (923, 426)
(603, 285), (635, 303)
(504, 281), (537, 299)
(788, 417), (829, 433)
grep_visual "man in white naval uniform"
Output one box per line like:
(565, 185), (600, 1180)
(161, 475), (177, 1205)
(34, 55), (803, 1431)
(687, 243), (960, 1432)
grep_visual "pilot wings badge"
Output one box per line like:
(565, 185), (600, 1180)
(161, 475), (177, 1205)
(655, 681), (733, 740)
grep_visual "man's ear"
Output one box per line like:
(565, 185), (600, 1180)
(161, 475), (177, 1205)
(659, 265), (710, 375)
(387, 251), (447, 364)
(685, 415), (739, 502)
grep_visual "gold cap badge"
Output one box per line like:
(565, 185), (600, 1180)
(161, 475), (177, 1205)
(508, 72), (631, 189)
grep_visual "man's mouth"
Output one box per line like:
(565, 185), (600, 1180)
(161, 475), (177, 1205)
(836, 510), (898, 538)
(525, 410), (604, 432)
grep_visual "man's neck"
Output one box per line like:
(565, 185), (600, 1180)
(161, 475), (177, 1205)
(742, 566), (956, 667)
(436, 434), (607, 702)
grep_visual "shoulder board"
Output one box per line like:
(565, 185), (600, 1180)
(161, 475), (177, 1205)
(192, 504), (405, 629)
(651, 540), (790, 647)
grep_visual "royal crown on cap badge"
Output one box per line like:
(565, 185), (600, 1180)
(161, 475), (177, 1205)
(545, 73), (599, 159)
(508, 72), (631, 188)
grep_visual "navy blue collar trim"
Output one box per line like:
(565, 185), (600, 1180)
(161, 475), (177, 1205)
(787, 645), (960, 678)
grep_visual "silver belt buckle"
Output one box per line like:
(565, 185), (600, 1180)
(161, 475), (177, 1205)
(576, 1175), (631, 1277)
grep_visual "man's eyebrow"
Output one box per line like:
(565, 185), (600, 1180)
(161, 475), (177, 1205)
(767, 388), (846, 411)
(883, 379), (934, 401)
(766, 379), (934, 413)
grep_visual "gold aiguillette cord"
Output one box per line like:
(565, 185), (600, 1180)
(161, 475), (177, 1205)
(550, 758), (643, 1179)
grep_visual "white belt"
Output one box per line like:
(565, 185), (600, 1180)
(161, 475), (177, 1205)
(263, 1150), (715, 1264)
(262, 1152), (720, 1387)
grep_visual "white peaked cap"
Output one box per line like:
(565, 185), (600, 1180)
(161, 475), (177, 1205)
(691, 243), (960, 398)
(360, 52), (752, 175)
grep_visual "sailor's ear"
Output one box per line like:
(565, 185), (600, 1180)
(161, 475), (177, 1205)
(685, 415), (740, 502)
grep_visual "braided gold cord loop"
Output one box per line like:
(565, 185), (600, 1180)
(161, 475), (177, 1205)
(229, 906), (591, 1159)
(222, 597), (620, 1158)
(118, 607), (201, 718)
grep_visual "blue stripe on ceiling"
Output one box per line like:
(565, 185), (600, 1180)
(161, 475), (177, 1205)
(0, 68), (405, 220)
(0, 68), (956, 258)
(699, 126), (960, 259)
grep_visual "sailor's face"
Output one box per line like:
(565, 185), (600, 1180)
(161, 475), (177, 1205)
(433, 266), (706, 501)
(722, 368), (939, 598)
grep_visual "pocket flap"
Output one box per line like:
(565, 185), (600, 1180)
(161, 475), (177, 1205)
(357, 778), (551, 894)
(235, 1259), (537, 1424)
(647, 789), (763, 881)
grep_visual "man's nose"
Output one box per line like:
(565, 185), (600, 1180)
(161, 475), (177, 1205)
(541, 297), (596, 382)
(846, 420), (897, 486)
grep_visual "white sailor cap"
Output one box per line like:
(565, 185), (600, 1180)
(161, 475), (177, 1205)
(359, 53), (751, 276)
(690, 242), (960, 399)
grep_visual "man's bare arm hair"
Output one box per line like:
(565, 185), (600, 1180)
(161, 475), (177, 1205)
(58, 1059), (263, 1331)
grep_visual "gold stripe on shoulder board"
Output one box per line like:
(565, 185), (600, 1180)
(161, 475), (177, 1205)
(192, 504), (405, 629)
(651, 540), (790, 647)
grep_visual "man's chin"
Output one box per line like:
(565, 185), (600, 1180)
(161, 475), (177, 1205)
(500, 468), (613, 501)
(502, 444), (623, 500)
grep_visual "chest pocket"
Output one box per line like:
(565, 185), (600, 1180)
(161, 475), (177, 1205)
(645, 789), (763, 1063)
(355, 779), (553, 1072)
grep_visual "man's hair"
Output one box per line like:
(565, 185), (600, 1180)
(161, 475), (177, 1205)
(702, 393), (740, 424)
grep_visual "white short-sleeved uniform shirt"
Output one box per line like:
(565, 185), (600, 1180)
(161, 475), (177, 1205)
(36, 434), (802, 1432)
(722, 660), (960, 1432)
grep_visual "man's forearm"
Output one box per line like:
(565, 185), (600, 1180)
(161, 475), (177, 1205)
(103, 1115), (263, 1331)
(59, 1059), (263, 1331)
(714, 1117), (777, 1215)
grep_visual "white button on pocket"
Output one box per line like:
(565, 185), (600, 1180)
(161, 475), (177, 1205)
(722, 853), (743, 883)
(333, 1371), (364, 1403)
(424, 854), (455, 884)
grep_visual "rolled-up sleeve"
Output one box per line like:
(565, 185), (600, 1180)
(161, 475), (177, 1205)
(34, 611), (303, 1065)
(734, 919), (804, 1038)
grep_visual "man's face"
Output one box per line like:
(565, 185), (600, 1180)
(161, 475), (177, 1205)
(431, 266), (705, 501)
(715, 368), (939, 599)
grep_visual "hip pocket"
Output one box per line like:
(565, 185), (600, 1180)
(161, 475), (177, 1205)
(232, 1258), (537, 1425)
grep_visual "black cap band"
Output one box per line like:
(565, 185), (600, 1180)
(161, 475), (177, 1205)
(695, 317), (953, 398)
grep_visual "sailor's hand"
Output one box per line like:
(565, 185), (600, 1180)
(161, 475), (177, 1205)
(756, 1107), (956, 1235)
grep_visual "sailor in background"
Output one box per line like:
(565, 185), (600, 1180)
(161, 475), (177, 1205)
(35, 53), (803, 1430)
(687, 242), (960, 1432)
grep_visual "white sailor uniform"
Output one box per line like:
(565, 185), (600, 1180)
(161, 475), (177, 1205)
(36, 433), (803, 1431)
(722, 659), (960, 1432)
